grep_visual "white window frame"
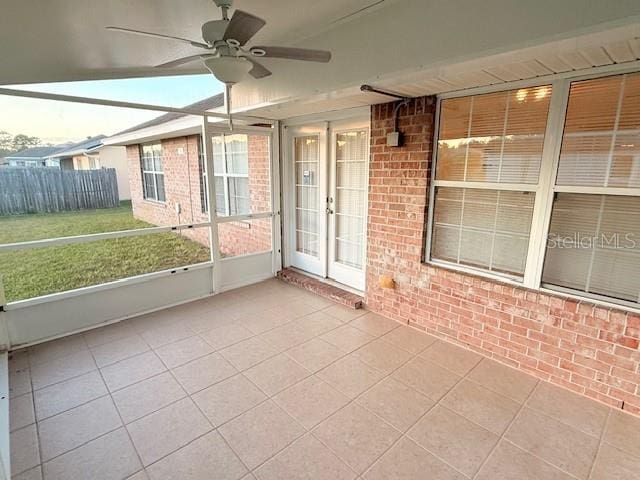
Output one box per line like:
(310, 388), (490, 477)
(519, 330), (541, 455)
(211, 133), (250, 217)
(426, 65), (640, 312)
(140, 142), (165, 203)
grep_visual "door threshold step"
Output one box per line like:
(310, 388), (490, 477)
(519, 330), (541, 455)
(277, 268), (363, 309)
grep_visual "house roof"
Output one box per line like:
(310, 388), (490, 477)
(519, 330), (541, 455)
(5, 145), (68, 160)
(50, 135), (107, 158)
(115, 94), (224, 136)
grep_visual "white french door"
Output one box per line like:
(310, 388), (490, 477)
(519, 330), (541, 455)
(287, 117), (369, 291)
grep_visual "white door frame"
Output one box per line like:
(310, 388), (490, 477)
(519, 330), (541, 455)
(282, 109), (370, 292)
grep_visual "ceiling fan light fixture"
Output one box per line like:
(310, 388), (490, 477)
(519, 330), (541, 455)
(250, 48), (267, 57)
(204, 56), (252, 84)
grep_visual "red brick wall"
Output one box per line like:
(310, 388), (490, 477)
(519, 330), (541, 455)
(366, 96), (640, 415)
(127, 134), (271, 257)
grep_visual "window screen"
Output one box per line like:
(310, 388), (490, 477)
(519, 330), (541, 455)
(543, 72), (640, 305)
(140, 143), (165, 202)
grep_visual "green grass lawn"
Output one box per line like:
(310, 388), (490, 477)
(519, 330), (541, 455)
(0, 203), (211, 303)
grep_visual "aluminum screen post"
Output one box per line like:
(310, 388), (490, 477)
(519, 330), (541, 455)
(202, 117), (222, 293)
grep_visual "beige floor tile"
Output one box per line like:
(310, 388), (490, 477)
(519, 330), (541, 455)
(442, 379), (520, 435)
(29, 334), (88, 366)
(33, 370), (107, 420)
(239, 309), (291, 335)
(171, 352), (237, 394)
(112, 372), (186, 423)
(323, 304), (366, 323)
(10, 367), (32, 398)
(603, 409), (640, 458)
(590, 443), (640, 480)
(356, 377), (434, 432)
(364, 437), (466, 480)
(244, 353), (310, 396)
(393, 356), (460, 401)
(90, 334), (150, 368)
(30, 349), (96, 390)
(127, 397), (212, 466)
(505, 407), (599, 479)
(408, 405), (498, 477)
(146, 430), (247, 480)
(527, 382), (609, 437)
(186, 309), (237, 334)
(155, 335), (214, 369)
(219, 336), (278, 371)
(83, 321), (138, 348)
(12, 466), (42, 480)
(139, 321), (194, 349)
(200, 323), (254, 351)
(419, 340), (481, 376)
(349, 312), (400, 338)
(476, 440), (573, 480)
(10, 424), (40, 477)
(295, 311), (344, 337)
(353, 338), (413, 374)
(320, 325), (376, 353)
(260, 322), (317, 352)
(380, 325), (437, 354)
(318, 355), (385, 399)
(192, 374), (266, 426)
(38, 395), (122, 461)
(256, 434), (356, 480)
(273, 376), (349, 430)
(271, 299), (324, 321)
(127, 470), (150, 480)
(467, 358), (537, 403)
(101, 351), (167, 392)
(219, 400), (305, 470)
(313, 403), (401, 474)
(9, 349), (30, 372)
(10, 392), (35, 432)
(285, 338), (345, 373)
(42, 428), (142, 480)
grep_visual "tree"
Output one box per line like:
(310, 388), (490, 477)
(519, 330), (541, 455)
(0, 131), (14, 158)
(11, 134), (41, 152)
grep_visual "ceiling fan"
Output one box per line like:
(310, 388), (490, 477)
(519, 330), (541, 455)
(105, 0), (332, 86)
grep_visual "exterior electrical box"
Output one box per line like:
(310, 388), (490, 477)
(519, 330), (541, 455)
(386, 131), (401, 147)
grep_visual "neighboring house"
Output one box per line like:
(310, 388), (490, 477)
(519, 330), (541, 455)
(3, 145), (68, 167)
(104, 93), (271, 256)
(50, 135), (131, 201)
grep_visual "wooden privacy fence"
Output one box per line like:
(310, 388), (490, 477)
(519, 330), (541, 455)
(0, 167), (120, 214)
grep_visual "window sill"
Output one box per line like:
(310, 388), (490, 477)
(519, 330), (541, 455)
(424, 258), (640, 315)
(142, 199), (167, 207)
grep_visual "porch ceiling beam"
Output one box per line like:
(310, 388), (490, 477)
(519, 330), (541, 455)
(0, 87), (273, 123)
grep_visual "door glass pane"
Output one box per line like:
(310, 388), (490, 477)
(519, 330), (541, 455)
(295, 136), (320, 257)
(334, 130), (367, 269)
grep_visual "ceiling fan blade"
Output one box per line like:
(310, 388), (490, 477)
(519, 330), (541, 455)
(222, 10), (266, 46)
(106, 26), (211, 49)
(245, 58), (272, 79)
(250, 46), (331, 63)
(155, 54), (214, 68)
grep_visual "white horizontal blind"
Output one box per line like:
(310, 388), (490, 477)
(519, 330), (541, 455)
(556, 73), (640, 188)
(334, 130), (368, 269)
(436, 86), (552, 184)
(431, 86), (551, 280)
(295, 136), (320, 257)
(543, 72), (640, 305)
(432, 187), (535, 277)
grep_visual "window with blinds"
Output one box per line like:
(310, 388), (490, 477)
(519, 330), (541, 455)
(430, 85), (551, 280)
(211, 133), (250, 216)
(542, 72), (640, 305)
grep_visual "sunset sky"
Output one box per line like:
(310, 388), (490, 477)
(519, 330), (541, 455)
(0, 74), (224, 145)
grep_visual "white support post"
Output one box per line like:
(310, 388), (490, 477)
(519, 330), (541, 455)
(202, 118), (222, 293)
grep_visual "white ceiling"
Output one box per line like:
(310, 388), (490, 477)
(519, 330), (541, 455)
(0, 0), (383, 85)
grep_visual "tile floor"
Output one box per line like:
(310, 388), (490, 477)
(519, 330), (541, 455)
(8, 278), (640, 480)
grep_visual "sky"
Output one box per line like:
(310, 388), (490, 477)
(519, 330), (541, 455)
(0, 75), (224, 145)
